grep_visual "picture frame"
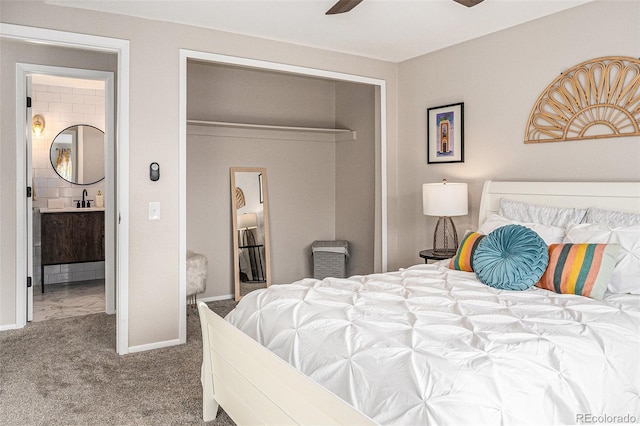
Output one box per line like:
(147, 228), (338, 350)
(427, 102), (464, 164)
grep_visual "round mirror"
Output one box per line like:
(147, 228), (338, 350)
(50, 125), (105, 185)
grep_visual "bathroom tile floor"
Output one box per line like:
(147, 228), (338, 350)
(32, 279), (105, 322)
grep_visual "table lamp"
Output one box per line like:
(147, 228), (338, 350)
(238, 213), (257, 246)
(422, 179), (468, 256)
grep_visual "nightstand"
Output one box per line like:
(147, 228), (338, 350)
(419, 249), (452, 264)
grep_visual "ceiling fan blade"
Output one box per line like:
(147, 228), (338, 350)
(326, 0), (364, 15)
(453, 0), (484, 7)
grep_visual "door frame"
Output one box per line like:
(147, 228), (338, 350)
(20, 64), (116, 318)
(1, 23), (131, 355)
(178, 49), (388, 343)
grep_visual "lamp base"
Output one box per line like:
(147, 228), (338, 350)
(432, 216), (459, 257)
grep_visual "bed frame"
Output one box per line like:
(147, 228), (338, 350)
(199, 180), (640, 425)
(478, 180), (640, 225)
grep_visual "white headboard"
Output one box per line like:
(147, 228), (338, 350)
(478, 181), (640, 225)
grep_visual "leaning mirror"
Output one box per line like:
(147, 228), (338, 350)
(50, 124), (105, 185)
(231, 167), (271, 301)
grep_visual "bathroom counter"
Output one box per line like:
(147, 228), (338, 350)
(40, 207), (105, 213)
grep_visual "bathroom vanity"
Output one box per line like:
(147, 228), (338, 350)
(40, 208), (105, 292)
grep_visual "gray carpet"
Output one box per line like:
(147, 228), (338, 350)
(0, 300), (238, 425)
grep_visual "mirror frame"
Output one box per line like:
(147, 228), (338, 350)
(231, 167), (271, 301)
(49, 124), (105, 185)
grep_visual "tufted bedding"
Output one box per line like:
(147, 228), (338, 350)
(226, 262), (640, 425)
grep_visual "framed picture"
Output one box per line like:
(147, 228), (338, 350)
(258, 173), (263, 203)
(427, 102), (464, 164)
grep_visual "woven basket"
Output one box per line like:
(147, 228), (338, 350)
(312, 240), (349, 279)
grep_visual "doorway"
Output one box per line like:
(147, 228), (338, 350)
(28, 72), (112, 322)
(4, 23), (131, 354)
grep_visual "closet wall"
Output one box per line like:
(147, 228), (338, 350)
(186, 61), (376, 297)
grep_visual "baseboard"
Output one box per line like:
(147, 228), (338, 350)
(128, 338), (182, 353)
(197, 294), (234, 303)
(0, 323), (19, 331)
(127, 295), (234, 353)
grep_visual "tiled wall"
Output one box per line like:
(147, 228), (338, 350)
(32, 82), (106, 286)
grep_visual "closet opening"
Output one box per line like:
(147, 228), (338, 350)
(178, 50), (388, 343)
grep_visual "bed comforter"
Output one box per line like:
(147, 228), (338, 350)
(225, 263), (640, 425)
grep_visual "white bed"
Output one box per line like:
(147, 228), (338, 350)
(198, 181), (640, 425)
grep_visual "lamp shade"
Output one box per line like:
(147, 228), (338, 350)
(423, 182), (468, 217)
(238, 212), (257, 229)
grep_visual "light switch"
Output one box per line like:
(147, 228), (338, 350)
(149, 202), (160, 220)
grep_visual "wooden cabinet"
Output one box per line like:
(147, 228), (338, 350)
(41, 211), (105, 291)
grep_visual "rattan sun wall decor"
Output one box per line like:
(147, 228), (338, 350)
(525, 56), (640, 144)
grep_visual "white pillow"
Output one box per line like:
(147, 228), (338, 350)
(563, 223), (640, 294)
(585, 207), (640, 227)
(478, 214), (565, 245)
(499, 199), (587, 228)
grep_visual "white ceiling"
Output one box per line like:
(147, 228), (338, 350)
(46, 0), (592, 62)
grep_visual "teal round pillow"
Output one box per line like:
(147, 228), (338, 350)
(472, 224), (549, 291)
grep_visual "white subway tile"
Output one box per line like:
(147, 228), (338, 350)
(60, 93), (85, 104)
(34, 178), (47, 188)
(36, 92), (61, 103)
(84, 95), (104, 105)
(84, 261), (105, 271)
(47, 272), (72, 284)
(48, 86), (73, 94)
(59, 187), (75, 197)
(58, 112), (85, 123)
(35, 187), (59, 198)
(61, 263), (86, 273)
(73, 88), (95, 96)
(44, 265), (61, 274)
(32, 101), (49, 111)
(72, 271), (96, 282)
(48, 178), (70, 188)
(32, 199), (47, 209)
(49, 103), (73, 113)
(73, 103), (96, 114)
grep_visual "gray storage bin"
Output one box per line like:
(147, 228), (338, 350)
(312, 240), (349, 279)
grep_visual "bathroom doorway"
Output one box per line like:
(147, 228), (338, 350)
(29, 72), (112, 322)
(5, 23), (130, 354)
(22, 65), (116, 323)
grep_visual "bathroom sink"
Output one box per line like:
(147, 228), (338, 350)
(39, 207), (105, 213)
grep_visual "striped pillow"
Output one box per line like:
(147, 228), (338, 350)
(449, 232), (485, 272)
(536, 243), (620, 300)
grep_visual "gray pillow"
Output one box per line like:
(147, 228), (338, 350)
(499, 199), (587, 228)
(585, 207), (640, 227)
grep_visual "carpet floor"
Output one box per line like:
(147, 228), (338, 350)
(0, 300), (238, 425)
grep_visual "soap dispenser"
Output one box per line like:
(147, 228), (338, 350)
(96, 190), (104, 208)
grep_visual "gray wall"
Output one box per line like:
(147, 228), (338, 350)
(394, 0), (640, 269)
(186, 62), (377, 298)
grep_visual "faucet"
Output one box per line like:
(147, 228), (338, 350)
(82, 189), (88, 208)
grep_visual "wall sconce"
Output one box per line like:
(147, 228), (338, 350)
(423, 179), (469, 256)
(32, 114), (45, 136)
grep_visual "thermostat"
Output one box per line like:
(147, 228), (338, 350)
(150, 162), (160, 181)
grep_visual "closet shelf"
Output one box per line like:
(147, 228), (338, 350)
(187, 119), (356, 142)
